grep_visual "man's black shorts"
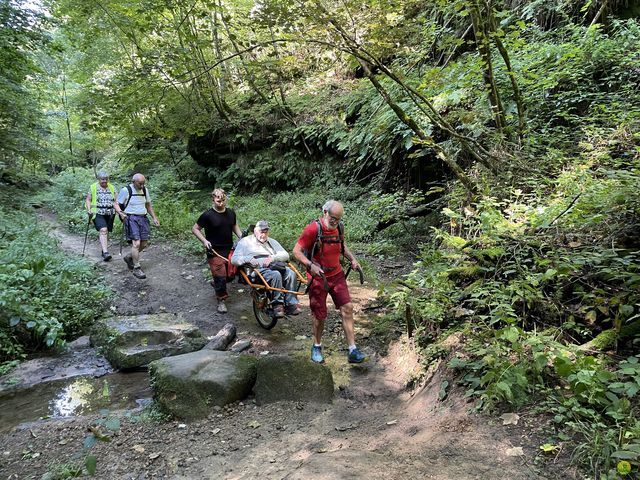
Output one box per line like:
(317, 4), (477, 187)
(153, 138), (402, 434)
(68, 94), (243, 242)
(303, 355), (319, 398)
(93, 214), (115, 232)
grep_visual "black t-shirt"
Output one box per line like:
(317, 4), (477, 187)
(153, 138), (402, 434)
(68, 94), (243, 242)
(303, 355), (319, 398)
(197, 208), (237, 257)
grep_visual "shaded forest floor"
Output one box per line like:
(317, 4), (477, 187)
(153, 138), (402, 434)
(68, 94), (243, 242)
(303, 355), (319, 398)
(0, 214), (571, 479)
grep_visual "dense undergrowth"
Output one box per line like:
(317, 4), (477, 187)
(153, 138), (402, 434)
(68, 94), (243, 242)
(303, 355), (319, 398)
(0, 178), (110, 369)
(390, 111), (640, 478)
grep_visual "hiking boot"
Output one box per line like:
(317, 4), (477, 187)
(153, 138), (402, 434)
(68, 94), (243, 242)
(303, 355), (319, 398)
(273, 304), (285, 318)
(311, 345), (324, 364)
(285, 304), (302, 316)
(132, 267), (146, 279)
(123, 254), (134, 270)
(217, 301), (227, 313)
(102, 251), (112, 262)
(347, 347), (368, 364)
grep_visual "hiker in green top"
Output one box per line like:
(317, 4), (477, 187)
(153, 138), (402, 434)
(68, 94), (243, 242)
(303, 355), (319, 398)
(85, 171), (123, 261)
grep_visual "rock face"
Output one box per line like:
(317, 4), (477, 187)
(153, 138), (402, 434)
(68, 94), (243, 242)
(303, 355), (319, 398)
(253, 355), (334, 405)
(149, 350), (258, 420)
(90, 314), (207, 370)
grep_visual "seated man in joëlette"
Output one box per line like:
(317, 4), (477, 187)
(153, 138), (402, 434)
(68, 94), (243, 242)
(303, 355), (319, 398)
(231, 220), (302, 318)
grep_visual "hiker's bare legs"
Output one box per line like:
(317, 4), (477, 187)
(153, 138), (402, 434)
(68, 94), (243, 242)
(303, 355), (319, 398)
(312, 316), (325, 345)
(340, 302), (356, 346)
(99, 227), (109, 253)
(131, 239), (148, 266)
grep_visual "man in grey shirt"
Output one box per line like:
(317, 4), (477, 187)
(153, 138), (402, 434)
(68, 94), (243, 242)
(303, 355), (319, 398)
(117, 173), (160, 279)
(231, 220), (301, 317)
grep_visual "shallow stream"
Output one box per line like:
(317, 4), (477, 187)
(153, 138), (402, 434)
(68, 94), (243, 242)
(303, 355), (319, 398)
(0, 372), (152, 433)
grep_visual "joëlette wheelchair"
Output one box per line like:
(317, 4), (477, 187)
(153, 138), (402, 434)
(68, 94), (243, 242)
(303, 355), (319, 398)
(237, 260), (308, 330)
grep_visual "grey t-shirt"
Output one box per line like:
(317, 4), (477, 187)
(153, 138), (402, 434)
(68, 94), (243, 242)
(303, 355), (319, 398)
(117, 184), (151, 215)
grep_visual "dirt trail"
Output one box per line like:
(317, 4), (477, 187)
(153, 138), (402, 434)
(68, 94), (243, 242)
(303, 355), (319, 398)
(0, 215), (555, 479)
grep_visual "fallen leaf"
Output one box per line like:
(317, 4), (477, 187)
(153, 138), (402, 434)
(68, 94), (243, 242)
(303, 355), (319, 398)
(506, 447), (524, 457)
(500, 413), (520, 426)
(133, 445), (145, 453)
(540, 443), (560, 453)
(247, 420), (261, 429)
(149, 452), (160, 460)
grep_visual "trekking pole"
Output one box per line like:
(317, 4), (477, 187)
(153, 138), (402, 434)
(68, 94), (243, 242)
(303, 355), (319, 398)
(82, 215), (91, 257)
(119, 216), (128, 256)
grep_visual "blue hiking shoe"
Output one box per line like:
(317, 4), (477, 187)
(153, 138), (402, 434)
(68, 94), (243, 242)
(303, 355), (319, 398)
(311, 345), (324, 364)
(347, 347), (368, 364)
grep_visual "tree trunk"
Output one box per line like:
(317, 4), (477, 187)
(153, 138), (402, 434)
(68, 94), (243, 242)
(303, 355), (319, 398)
(360, 61), (478, 195)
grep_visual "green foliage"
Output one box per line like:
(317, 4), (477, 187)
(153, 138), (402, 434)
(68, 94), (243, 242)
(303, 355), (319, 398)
(391, 109), (639, 476)
(0, 205), (110, 361)
(39, 167), (108, 233)
(231, 188), (376, 252)
(42, 461), (83, 480)
(0, 1), (47, 167)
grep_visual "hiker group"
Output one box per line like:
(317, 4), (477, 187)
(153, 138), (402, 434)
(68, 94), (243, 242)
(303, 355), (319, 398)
(85, 174), (366, 364)
(85, 172), (159, 279)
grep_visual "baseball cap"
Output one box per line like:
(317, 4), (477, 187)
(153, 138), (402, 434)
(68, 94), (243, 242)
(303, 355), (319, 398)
(256, 220), (270, 230)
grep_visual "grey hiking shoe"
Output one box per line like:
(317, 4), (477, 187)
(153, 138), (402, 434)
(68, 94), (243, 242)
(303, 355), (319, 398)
(217, 301), (227, 313)
(132, 267), (146, 279)
(102, 251), (112, 262)
(124, 254), (134, 270)
(285, 303), (302, 316)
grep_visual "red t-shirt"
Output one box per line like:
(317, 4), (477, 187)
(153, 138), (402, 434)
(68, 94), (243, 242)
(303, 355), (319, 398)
(296, 221), (342, 278)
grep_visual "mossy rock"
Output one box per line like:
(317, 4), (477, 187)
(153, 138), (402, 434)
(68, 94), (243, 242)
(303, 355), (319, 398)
(253, 355), (334, 405)
(446, 263), (483, 281)
(90, 313), (207, 369)
(149, 350), (258, 420)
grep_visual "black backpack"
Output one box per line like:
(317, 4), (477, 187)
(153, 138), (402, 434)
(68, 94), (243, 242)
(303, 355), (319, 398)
(118, 185), (147, 221)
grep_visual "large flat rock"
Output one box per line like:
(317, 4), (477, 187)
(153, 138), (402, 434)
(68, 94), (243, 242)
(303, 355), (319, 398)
(90, 313), (207, 370)
(149, 350), (257, 420)
(254, 355), (334, 405)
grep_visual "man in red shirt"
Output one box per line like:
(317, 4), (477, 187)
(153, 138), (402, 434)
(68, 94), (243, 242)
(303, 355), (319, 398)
(293, 200), (367, 364)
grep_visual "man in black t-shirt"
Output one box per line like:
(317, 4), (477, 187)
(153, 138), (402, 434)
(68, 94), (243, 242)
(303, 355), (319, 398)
(192, 188), (243, 313)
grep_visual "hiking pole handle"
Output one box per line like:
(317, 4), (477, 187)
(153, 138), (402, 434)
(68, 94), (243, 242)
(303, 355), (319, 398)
(345, 265), (364, 285)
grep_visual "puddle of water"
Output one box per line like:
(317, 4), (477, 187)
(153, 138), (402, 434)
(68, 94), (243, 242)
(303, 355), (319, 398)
(0, 372), (152, 433)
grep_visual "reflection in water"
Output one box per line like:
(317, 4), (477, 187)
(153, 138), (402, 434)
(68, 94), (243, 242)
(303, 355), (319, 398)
(0, 372), (152, 432)
(51, 377), (97, 417)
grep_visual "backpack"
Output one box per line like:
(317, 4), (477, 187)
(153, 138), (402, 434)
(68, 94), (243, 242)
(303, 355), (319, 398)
(304, 219), (344, 264)
(118, 185), (147, 221)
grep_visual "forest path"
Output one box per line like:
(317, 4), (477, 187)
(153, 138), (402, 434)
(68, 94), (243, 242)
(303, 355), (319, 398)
(0, 214), (549, 479)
